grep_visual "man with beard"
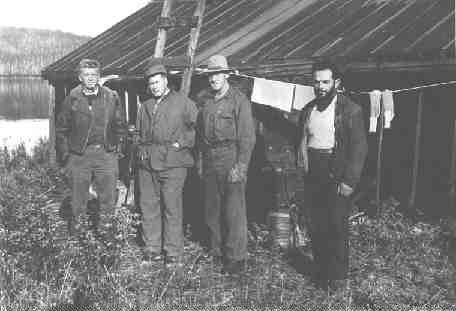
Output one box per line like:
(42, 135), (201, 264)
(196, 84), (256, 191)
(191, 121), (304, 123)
(296, 61), (367, 292)
(136, 60), (198, 267)
(196, 55), (256, 274)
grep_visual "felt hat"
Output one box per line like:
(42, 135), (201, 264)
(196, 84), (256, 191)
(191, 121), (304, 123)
(144, 59), (167, 79)
(201, 55), (233, 74)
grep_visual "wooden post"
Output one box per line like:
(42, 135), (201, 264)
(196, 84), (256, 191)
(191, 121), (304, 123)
(375, 95), (385, 210)
(450, 119), (456, 211)
(154, 0), (175, 58)
(48, 83), (56, 165)
(124, 90), (129, 124)
(408, 91), (424, 209)
(180, 0), (207, 95)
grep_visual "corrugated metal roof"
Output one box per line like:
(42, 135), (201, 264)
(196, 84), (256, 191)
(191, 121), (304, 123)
(42, 0), (455, 81)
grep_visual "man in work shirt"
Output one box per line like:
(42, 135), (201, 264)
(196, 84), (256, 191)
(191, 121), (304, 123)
(197, 55), (256, 274)
(296, 60), (367, 292)
(136, 60), (198, 267)
(56, 58), (126, 236)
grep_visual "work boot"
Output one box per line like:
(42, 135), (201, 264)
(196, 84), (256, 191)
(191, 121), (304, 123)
(165, 256), (183, 269)
(328, 279), (349, 296)
(142, 250), (163, 263)
(222, 259), (245, 275)
(202, 249), (223, 265)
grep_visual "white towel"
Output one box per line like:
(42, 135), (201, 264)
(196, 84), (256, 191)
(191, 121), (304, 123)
(369, 90), (381, 132)
(293, 84), (315, 110)
(251, 77), (295, 112)
(382, 89), (395, 129)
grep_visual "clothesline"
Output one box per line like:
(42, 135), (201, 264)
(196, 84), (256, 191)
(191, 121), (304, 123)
(231, 70), (456, 95)
(351, 80), (456, 95)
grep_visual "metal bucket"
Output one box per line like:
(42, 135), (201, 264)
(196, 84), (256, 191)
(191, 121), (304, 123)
(268, 208), (291, 250)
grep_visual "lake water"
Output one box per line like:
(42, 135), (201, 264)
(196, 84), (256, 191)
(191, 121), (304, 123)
(0, 76), (50, 152)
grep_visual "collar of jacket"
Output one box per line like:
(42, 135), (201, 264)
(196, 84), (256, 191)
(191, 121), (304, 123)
(71, 84), (105, 100)
(208, 84), (234, 102)
(144, 89), (174, 119)
(303, 93), (345, 136)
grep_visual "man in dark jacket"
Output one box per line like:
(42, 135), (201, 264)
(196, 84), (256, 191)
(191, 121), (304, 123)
(296, 61), (367, 292)
(137, 60), (198, 267)
(196, 55), (256, 274)
(56, 58), (126, 235)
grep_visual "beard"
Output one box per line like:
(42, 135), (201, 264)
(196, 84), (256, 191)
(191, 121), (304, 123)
(315, 87), (337, 111)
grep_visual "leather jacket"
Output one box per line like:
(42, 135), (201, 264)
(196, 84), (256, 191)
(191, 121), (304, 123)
(296, 93), (367, 188)
(56, 85), (127, 165)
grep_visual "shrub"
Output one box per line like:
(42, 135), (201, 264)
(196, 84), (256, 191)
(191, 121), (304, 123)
(0, 141), (138, 310)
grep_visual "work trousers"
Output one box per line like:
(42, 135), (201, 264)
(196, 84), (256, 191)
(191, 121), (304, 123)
(67, 145), (118, 232)
(305, 149), (350, 282)
(203, 145), (248, 261)
(138, 166), (187, 257)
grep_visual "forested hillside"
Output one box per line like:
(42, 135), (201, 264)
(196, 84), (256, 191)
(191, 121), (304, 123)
(0, 27), (89, 75)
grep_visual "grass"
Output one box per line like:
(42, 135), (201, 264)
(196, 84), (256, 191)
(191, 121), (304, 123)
(0, 140), (456, 310)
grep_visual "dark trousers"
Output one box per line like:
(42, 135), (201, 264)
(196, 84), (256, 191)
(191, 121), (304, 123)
(203, 146), (248, 262)
(67, 145), (118, 230)
(306, 150), (350, 281)
(138, 166), (187, 257)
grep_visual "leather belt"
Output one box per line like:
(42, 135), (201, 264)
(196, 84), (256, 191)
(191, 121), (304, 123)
(87, 144), (103, 149)
(308, 147), (334, 154)
(207, 140), (236, 149)
(139, 141), (172, 146)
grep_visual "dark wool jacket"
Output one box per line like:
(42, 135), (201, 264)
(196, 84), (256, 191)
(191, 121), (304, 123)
(297, 93), (368, 188)
(136, 89), (198, 170)
(56, 85), (127, 165)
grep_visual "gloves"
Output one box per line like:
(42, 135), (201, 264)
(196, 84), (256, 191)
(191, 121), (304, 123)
(137, 145), (149, 162)
(196, 152), (203, 178)
(228, 162), (248, 183)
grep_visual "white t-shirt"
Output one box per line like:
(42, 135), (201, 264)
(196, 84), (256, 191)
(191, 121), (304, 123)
(307, 96), (336, 149)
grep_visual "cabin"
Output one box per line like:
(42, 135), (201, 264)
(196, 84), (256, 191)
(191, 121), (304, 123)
(42, 0), (456, 222)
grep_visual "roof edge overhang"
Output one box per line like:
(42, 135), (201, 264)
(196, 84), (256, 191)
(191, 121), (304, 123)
(42, 56), (456, 84)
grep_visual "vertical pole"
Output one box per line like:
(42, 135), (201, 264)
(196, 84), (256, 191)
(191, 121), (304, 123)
(136, 95), (141, 126)
(454, 0), (456, 56)
(180, 0), (207, 95)
(376, 95), (385, 209)
(124, 90), (129, 124)
(451, 0), (455, 210)
(450, 119), (456, 211)
(408, 91), (424, 209)
(154, 0), (175, 58)
(48, 83), (56, 165)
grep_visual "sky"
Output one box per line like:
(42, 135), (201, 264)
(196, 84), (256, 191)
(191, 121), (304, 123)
(0, 0), (150, 37)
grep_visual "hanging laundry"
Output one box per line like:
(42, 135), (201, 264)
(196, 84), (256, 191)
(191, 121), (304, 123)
(293, 84), (315, 110)
(369, 90), (382, 133)
(251, 77), (295, 112)
(382, 89), (395, 129)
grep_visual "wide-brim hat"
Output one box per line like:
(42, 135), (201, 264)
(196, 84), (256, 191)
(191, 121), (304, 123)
(200, 55), (234, 74)
(144, 59), (167, 79)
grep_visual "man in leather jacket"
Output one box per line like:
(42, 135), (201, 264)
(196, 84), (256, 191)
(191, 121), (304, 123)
(296, 60), (367, 292)
(56, 58), (126, 234)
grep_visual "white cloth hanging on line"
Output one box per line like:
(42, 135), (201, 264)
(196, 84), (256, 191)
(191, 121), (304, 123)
(369, 90), (381, 132)
(382, 89), (395, 129)
(293, 84), (315, 110)
(251, 77), (295, 112)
